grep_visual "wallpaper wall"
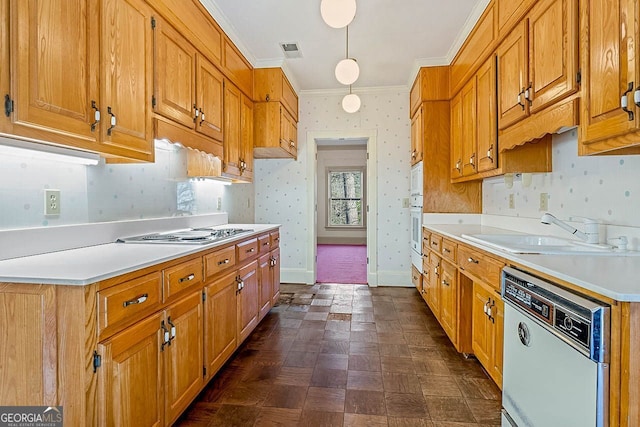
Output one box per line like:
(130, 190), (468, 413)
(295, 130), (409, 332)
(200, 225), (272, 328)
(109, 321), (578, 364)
(483, 130), (640, 228)
(255, 88), (412, 285)
(0, 139), (230, 230)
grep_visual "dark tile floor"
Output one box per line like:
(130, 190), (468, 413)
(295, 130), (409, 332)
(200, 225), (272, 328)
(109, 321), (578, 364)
(175, 283), (502, 427)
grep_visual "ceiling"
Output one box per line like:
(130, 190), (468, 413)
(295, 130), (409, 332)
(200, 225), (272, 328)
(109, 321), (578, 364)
(199, 0), (490, 93)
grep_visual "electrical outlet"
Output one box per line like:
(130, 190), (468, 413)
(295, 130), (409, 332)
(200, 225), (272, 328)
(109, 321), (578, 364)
(539, 193), (549, 211)
(45, 189), (61, 216)
(217, 197), (222, 211)
(508, 193), (515, 209)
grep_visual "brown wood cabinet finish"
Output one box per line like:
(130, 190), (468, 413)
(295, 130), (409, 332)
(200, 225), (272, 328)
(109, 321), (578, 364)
(237, 260), (259, 343)
(195, 55), (224, 142)
(253, 68), (298, 120)
(162, 257), (204, 302)
(254, 102), (298, 159)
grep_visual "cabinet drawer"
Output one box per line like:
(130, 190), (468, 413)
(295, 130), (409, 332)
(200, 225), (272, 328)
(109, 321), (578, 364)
(237, 238), (259, 262)
(98, 272), (163, 339)
(258, 235), (271, 253)
(441, 238), (457, 263)
(204, 246), (236, 279)
(270, 231), (280, 248)
(422, 232), (430, 255)
(411, 265), (422, 290)
(429, 234), (442, 253)
(458, 245), (503, 291)
(428, 250), (441, 269)
(163, 258), (204, 302)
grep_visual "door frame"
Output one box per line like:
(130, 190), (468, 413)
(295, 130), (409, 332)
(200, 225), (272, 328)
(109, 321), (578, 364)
(306, 129), (378, 286)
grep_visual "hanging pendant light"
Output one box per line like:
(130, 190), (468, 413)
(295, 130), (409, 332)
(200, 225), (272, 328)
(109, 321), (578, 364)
(342, 86), (361, 113)
(320, 0), (356, 28)
(335, 26), (359, 85)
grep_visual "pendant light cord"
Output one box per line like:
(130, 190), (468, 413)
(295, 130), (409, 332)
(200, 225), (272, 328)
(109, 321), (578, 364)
(346, 26), (349, 59)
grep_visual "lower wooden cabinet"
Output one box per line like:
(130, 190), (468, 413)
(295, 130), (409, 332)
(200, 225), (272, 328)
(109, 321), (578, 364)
(439, 260), (458, 342)
(411, 265), (423, 293)
(471, 281), (504, 387)
(270, 247), (281, 306)
(258, 253), (273, 319)
(203, 271), (238, 379)
(237, 260), (259, 342)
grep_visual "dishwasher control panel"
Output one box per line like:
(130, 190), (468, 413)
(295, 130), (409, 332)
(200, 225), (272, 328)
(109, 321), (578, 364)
(502, 266), (609, 363)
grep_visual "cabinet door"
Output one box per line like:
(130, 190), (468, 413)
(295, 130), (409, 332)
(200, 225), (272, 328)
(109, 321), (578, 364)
(0, 0), (11, 134)
(99, 0), (154, 161)
(476, 57), (498, 172)
(98, 312), (163, 427)
(426, 253), (441, 315)
(240, 93), (254, 180)
(204, 271), (238, 379)
(410, 106), (423, 165)
(279, 107), (291, 152)
(270, 247), (281, 306)
(164, 291), (203, 425)
(497, 20), (529, 129)
(471, 283), (491, 368)
(289, 117), (298, 158)
(461, 79), (477, 176)
(11, 0), (99, 144)
(580, 0), (638, 145)
(490, 296), (504, 387)
(258, 253), (272, 320)
(223, 80), (241, 177)
(0, 284), (57, 406)
(439, 260), (457, 342)
(237, 260), (259, 342)
(450, 92), (463, 179)
(528, 0), (578, 114)
(195, 54), (223, 141)
(154, 19), (196, 128)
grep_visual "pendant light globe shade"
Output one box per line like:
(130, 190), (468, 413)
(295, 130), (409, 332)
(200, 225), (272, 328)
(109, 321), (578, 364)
(320, 0), (356, 28)
(335, 58), (360, 85)
(342, 93), (361, 113)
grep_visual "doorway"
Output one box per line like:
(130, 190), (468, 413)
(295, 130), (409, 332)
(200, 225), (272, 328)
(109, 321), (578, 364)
(305, 130), (378, 286)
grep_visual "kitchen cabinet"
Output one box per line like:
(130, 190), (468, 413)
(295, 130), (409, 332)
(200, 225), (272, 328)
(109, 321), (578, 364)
(7, 0), (154, 162)
(426, 252), (441, 315)
(240, 93), (254, 180)
(254, 67), (298, 121)
(270, 246), (281, 306)
(196, 56), (224, 142)
(221, 80), (253, 182)
(254, 101), (298, 159)
(163, 292), (203, 425)
(410, 106), (423, 165)
(97, 312), (164, 427)
(579, 0), (640, 155)
(0, 0), (11, 134)
(475, 58), (498, 173)
(237, 260), (259, 343)
(258, 253), (273, 320)
(471, 281), (504, 387)
(497, 0), (535, 37)
(439, 259), (458, 342)
(203, 271), (238, 379)
(411, 265), (423, 294)
(461, 79), (477, 177)
(497, 0), (579, 130)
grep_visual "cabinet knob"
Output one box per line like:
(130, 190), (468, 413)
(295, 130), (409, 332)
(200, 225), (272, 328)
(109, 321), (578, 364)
(621, 82), (635, 121)
(467, 257), (479, 264)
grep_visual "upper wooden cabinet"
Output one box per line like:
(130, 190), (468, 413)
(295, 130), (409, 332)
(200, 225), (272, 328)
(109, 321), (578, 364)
(410, 105), (423, 165)
(497, 0), (535, 37)
(579, 0), (640, 155)
(196, 56), (224, 142)
(254, 68), (298, 121)
(410, 66), (450, 117)
(7, 0), (154, 162)
(476, 58), (498, 173)
(497, 0), (579, 131)
(254, 102), (298, 159)
(221, 80), (253, 182)
(222, 38), (254, 100)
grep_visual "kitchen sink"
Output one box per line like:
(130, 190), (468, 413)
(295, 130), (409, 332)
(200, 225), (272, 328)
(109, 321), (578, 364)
(461, 233), (638, 256)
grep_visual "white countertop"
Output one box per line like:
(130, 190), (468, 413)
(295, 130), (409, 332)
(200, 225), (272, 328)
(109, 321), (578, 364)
(0, 224), (279, 286)
(425, 224), (640, 302)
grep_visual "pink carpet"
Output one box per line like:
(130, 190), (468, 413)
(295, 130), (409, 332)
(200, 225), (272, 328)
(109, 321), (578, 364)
(316, 244), (367, 284)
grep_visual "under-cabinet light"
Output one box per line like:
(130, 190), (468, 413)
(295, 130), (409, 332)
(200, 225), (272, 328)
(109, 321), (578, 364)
(0, 137), (100, 165)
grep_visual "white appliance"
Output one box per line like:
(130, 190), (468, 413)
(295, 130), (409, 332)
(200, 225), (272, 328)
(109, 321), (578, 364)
(410, 162), (423, 273)
(501, 267), (609, 427)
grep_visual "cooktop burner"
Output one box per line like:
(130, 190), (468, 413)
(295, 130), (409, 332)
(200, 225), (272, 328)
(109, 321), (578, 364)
(117, 228), (254, 245)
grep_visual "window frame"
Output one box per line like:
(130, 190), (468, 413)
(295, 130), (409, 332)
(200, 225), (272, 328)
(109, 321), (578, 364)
(325, 166), (366, 229)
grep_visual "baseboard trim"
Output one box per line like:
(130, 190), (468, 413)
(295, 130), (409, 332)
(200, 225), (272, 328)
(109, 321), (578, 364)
(281, 268), (411, 287)
(281, 268), (315, 285)
(317, 237), (367, 245)
(376, 270), (412, 287)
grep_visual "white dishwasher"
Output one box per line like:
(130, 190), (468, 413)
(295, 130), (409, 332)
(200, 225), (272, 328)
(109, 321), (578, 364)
(501, 266), (610, 427)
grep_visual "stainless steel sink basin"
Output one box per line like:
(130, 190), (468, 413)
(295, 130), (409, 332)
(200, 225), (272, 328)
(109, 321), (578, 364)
(461, 233), (637, 256)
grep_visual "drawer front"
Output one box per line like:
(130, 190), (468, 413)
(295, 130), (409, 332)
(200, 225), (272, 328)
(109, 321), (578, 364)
(411, 265), (422, 290)
(98, 272), (163, 339)
(458, 245), (503, 291)
(204, 246), (236, 279)
(428, 250), (441, 269)
(237, 238), (259, 262)
(270, 231), (280, 248)
(429, 234), (442, 253)
(258, 235), (271, 253)
(441, 238), (457, 263)
(163, 258), (204, 302)
(422, 232), (430, 255)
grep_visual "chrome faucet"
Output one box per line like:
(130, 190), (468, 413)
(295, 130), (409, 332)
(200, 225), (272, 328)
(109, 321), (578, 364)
(540, 213), (599, 244)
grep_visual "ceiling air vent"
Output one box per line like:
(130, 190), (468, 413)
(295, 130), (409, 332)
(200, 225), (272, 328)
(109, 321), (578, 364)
(280, 42), (302, 59)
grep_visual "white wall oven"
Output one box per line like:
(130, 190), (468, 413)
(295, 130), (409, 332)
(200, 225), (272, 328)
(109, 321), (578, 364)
(410, 162), (423, 272)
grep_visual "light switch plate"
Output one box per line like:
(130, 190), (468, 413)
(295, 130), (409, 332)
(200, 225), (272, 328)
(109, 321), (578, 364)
(508, 193), (515, 209)
(45, 189), (61, 216)
(539, 193), (548, 211)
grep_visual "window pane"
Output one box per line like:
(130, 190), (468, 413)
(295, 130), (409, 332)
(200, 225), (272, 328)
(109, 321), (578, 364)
(329, 171), (362, 198)
(329, 199), (362, 226)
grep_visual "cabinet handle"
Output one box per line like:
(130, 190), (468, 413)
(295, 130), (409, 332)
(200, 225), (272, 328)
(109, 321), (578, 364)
(246, 247), (255, 253)
(161, 320), (170, 350)
(431, 241), (438, 247)
(469, 153), (476, 168)
(443, 248), (450, 254)
(634, 87), (640, 107)
(179, 273), (195, 283)
(524, 83), (532, 106)
(123, 293), (148, 307)
(467, 257), (479, 264)
(90, 100), (100, 132)
(441, 279), (450, 287)
(621, 82), (635, 121)
(200, 110), (206, 125)
(486, 144), (493, 161)
(107, 107), (116, 136)
(411, 150), (416, 159)
(193, 104), (200, 121)
(455, 159), (462, 173)
(434, 264), (439, 276)
(167, 317), (176, 342)
(270, 256), (276, 267)
(217, 258), (230, 266)
(236, 276), (243, 293)
(517, 89), (525, 110)
(263, 241), (270, 247)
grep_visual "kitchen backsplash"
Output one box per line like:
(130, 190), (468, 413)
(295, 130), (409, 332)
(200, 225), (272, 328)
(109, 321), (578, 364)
(0, 140), (232, 230)
(483, 129), (640, 228)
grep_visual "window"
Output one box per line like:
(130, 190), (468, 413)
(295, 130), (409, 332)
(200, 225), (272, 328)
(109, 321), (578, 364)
(327, 168), (365, 227)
